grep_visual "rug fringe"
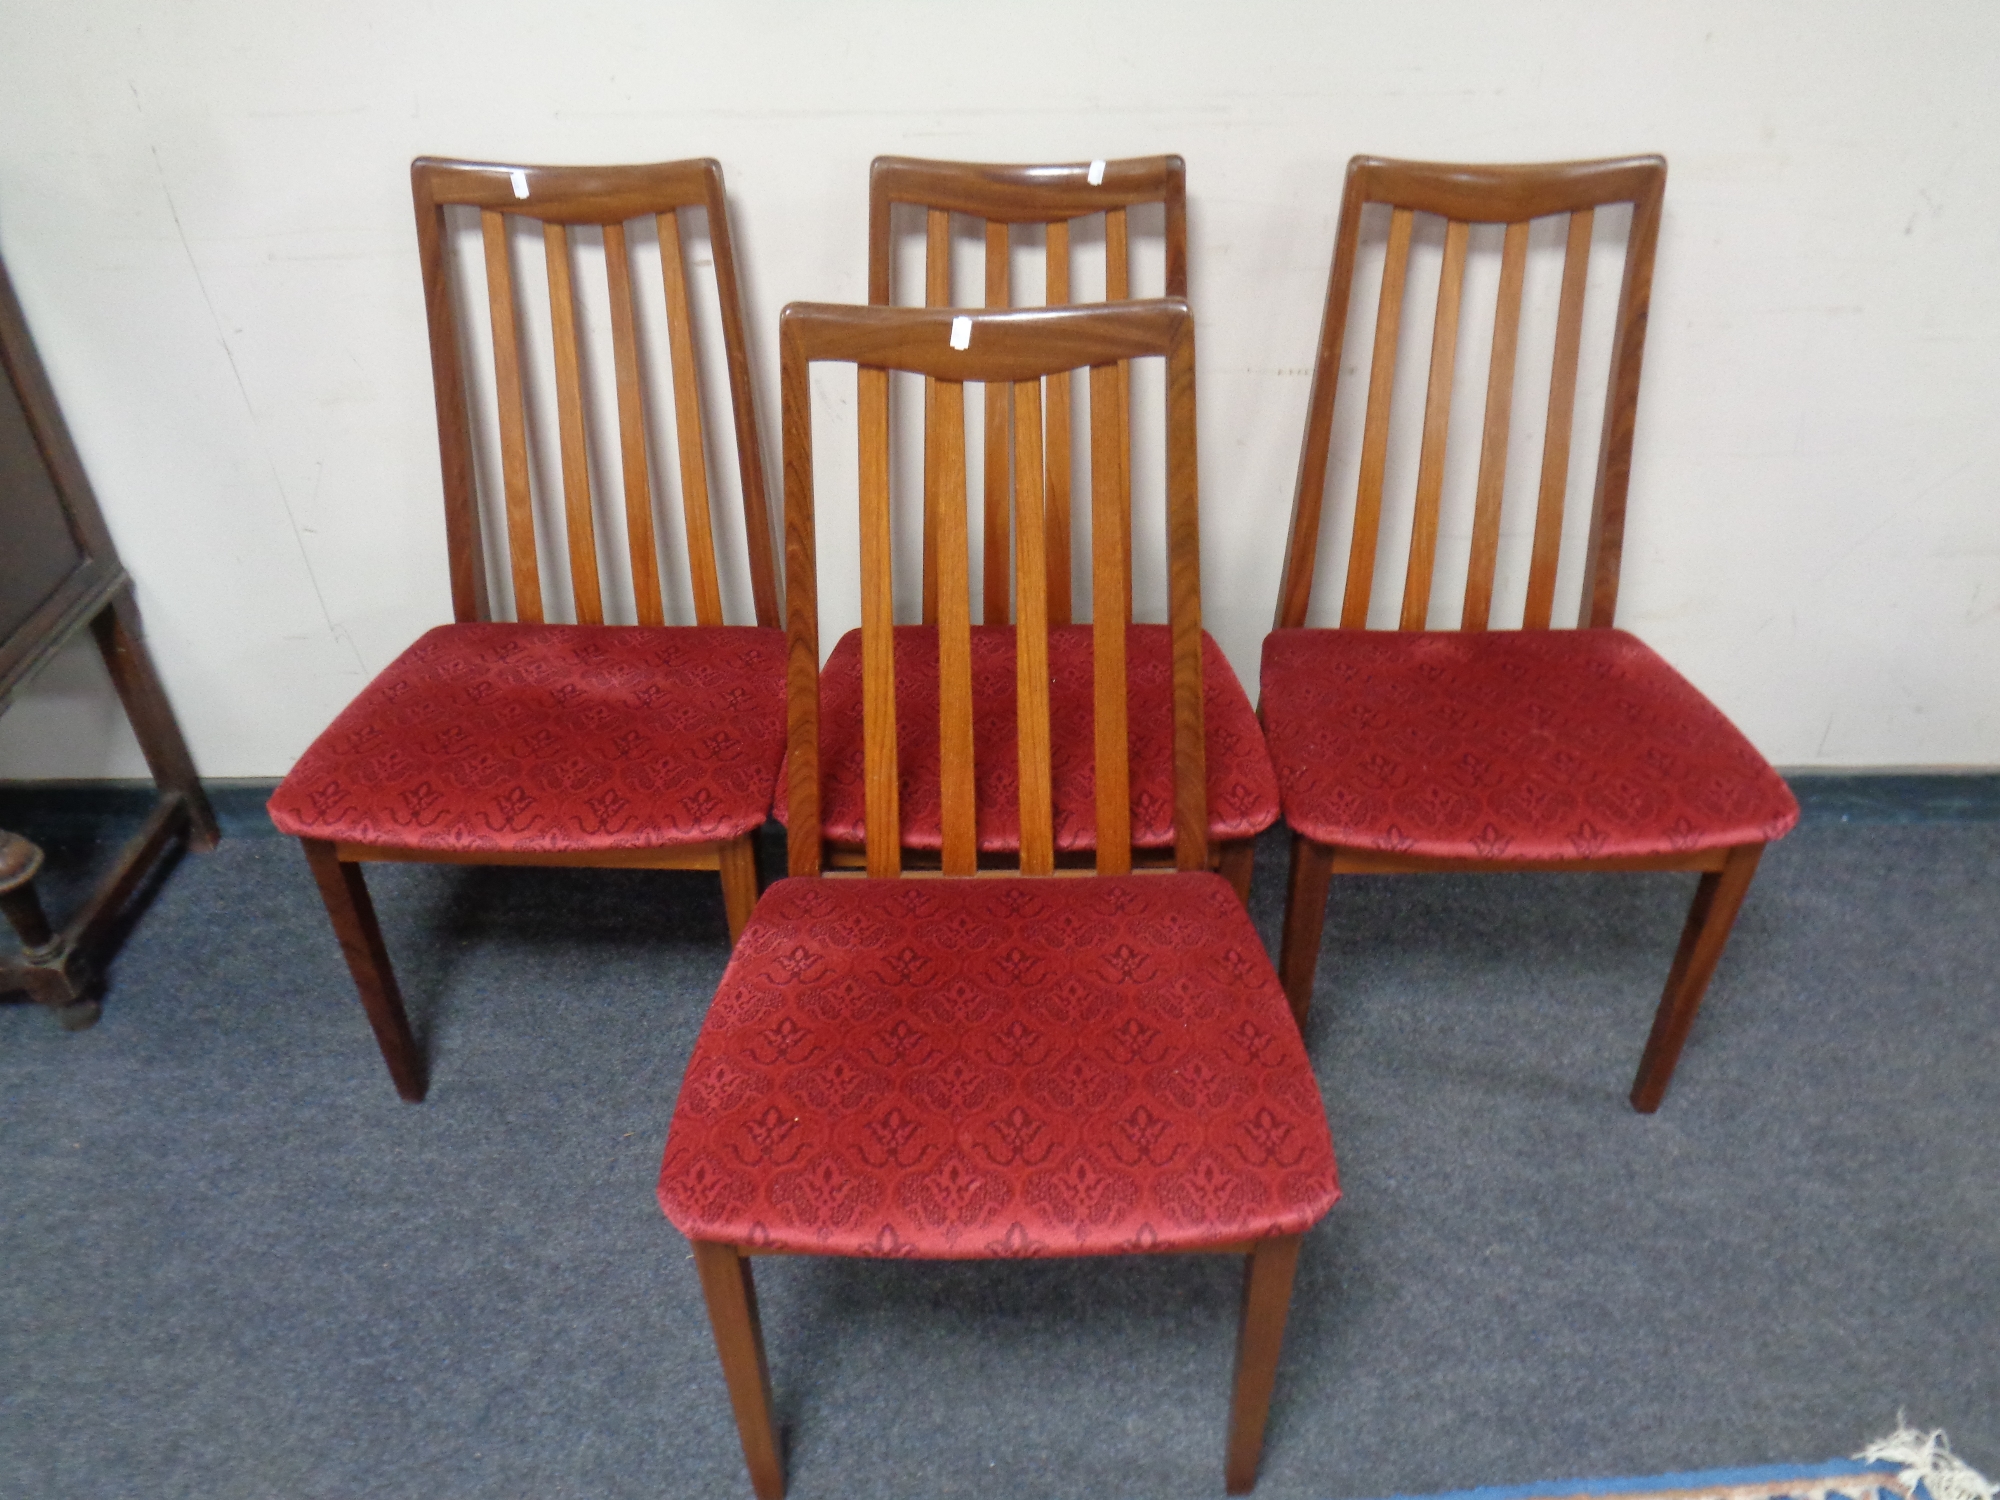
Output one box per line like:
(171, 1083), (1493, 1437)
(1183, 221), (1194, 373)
(1857, 1423), (1996, 1500)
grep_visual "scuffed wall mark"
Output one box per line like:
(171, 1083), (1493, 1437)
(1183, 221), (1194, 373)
(143, 139), (366, 680)
(1816, 714), (1835, 758)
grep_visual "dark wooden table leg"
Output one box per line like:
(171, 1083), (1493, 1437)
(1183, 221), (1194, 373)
(92, 585), (219, 850)
(0, 827), (100, 1028)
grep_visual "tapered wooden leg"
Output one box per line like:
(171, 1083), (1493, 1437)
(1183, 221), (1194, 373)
(1278, 834), (1335, 1030)
(718, 835), (760, 946)
(1630, 843), (1764, 1114)
(1217, 839), (1255, 906)
(298, 837), (426, 1102)
(1224, 1233), (1303, 1495)
(692, 1240), (784, 1500)
(92, 587), (220, 851)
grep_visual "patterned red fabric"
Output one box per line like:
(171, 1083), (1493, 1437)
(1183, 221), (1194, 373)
(1259, 628), (1798, 860)
(268, 623), (787, 853)
(775, 626), (1279, 853)
(659, 873), (1338, 1257)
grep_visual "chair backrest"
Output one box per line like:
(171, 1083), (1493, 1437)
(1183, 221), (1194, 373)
(1273, 155), (1666, 634)
(868, 156), (1187, 627)
(779, 300), (1206, 881)
(411, 157), (779, 630)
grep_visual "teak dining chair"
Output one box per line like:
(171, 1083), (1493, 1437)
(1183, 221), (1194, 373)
(1261, 156), (1797, 1112)
(659, 299), (1338, 1496)
(775, 156), (1278, 894)
(269, 158), (786, 1102)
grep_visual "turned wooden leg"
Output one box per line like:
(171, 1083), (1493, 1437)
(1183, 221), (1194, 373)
(692, 1240), (784, 1500)
(1224, 1233), (1303, 1495)
(298, 838), (426, 1102)
(718, 836), (760, 946)
(1630, 843), (1765, 1114)
(1278, 834), (1335, 1031)
(1217, 839), (1255, 906)
(92, 586), (220, 851)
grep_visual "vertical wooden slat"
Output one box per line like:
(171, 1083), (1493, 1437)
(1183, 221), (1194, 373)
(1463, 219), (1529, 632)
(1340, 205), (1414, 630)
(1105, 206), (1134, 620)
(921, 207), (950, 626)
(479, 209), (543, 623)
(1273, 164), (1367, 632)
(542, 221), (602, 624)
(411, 174), (486, 622)
(934, 379), (976, 876)
(858, 365), (900, 880)
(1011, 377), (1053, 877)
(1400, 217), (1469, 631)
(700, 163), (781, 629)
(658, 208), (725, 627)
(780, 321), (822, 878)
(1524, 207), (1594, 630)
(1581, 165), (1667, 629)
(604, 221), (665, 626)
(982, 221), (1011, 623)
(1088, 360), (1131, 876)
(1164, 314), (1207, 874)
(1044, 219), (1073, 624)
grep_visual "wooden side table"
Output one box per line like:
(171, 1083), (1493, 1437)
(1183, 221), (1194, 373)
(0, 248), (217, 1029)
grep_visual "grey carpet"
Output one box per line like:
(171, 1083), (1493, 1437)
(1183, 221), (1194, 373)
(2, 808), (1995, 1499)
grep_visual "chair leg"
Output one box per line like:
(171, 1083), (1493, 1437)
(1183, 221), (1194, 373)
(298, 837), (426, 1102)
(1217, 838), (1255, 906)
(718, 835), (760, 946)
(1278, 834), (1335, 1031)
(1224, 1233), (1303, 1495)
(1630, 843), (1765, 1114)
(692, 1240), (785, 1500)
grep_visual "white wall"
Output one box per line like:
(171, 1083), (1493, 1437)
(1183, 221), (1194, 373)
(1, 0), (1995, 778)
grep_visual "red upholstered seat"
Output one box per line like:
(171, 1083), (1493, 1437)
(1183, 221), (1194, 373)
(1259, 628), (1799, 861)
(777, 625), (1279, 853)
(660, 872), (1338, 1258)
(269, 622), (787, 854)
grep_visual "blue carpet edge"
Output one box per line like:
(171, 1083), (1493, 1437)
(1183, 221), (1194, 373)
(1349, 1459), (1900, 1500)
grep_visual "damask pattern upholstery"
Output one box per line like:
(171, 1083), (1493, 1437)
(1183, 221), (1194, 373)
(268, 623), (787, 853)
(660, 872), (1339, 1258)
(1260, 627), (1799, 861)
(778, 625), (1280, 852)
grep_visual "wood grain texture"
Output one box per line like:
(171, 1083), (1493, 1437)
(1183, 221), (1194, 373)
(1106, 206), (1135, 623)
(1341, 205), (1413, 630)
(869, 153), (1186, 223)
(1401, 216), (1468, 631)
(1580, 162), (1666, 628)
(691, 1241), (785, 1500)
(858, 365), (901, 880)
(1524, 207), (1594, 630)
(1044, 218), (1073, 625)
(1164, 315), (1206, 873)
(920, 207), (951, 626)
(1011, 378), (1055, 875)
(1224, 1234), (1303, 1495)
(658, 208), (725, 626)
(983, 220), (1013, 625)
(542, 221), (603, 624)
(1090, 359), (1131, 876)
(603, 220), (664, 626)
(779, 314), (823, 877)
(934, 378), (977, 876)
(1463, 219), (1529, 632)
(479, 209), (543, 624)
(410, 168), (486, 622)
